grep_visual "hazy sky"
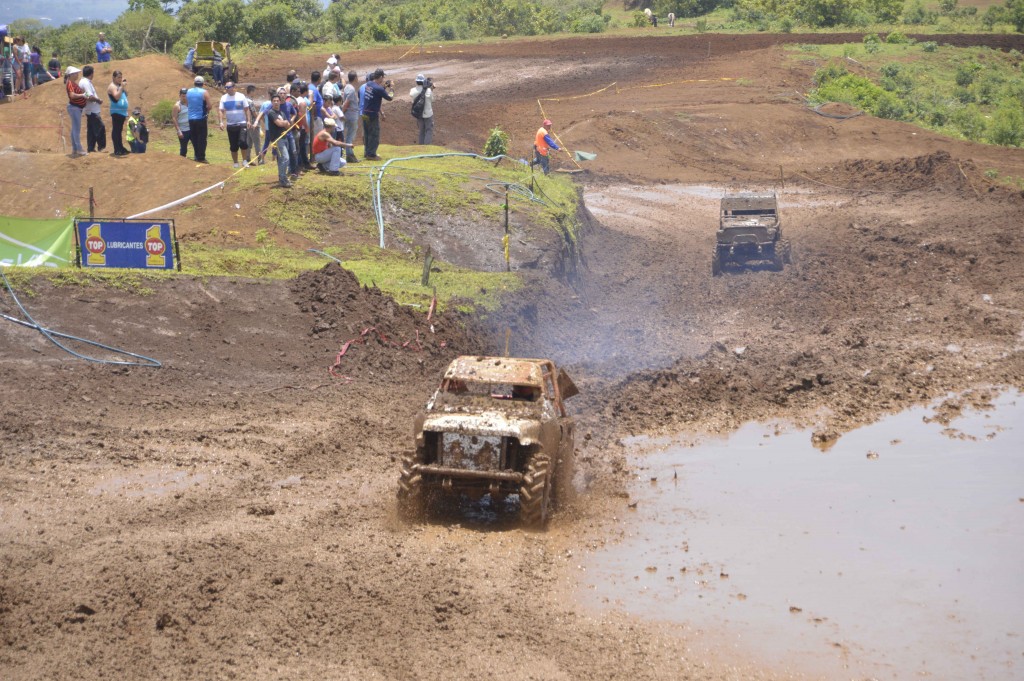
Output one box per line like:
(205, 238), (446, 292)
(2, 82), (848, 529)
(2, 0), (333, 25)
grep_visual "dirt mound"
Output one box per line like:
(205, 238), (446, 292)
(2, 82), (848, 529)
(808, 150), (979, 194)
(292, 263), (478, 382)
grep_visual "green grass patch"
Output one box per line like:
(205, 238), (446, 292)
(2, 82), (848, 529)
(333, 245), (522, 312)
(798, 43), (1024, 146)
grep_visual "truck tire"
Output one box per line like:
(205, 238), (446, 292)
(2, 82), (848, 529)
(397, 450), (426, 520)
(519, 452), (551, 528)
(712, 248), (722, 277)
(781, 239), (793, 264)
(771, 244), (784, 272)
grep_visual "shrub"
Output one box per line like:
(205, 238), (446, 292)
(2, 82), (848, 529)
(952, 105), (985, 140)
(922, 40), (938, 52)
(903, 0), (934, 24)
(483, 127), (510, 157)
(813, 62), (849, 86)
(863, 33), (881, 53)
(988, 104), (1024, 146)
(885, 30), (908, 43)
(696, 18), (710, 32)
(955, 61), (982, 87)
(149, 99), (175, 126)
(780, 16), (794, 32)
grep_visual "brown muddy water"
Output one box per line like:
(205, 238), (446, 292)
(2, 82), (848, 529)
(579, 390), (1024, 680)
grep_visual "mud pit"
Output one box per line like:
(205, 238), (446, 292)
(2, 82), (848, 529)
(3, 33), (1024, 680)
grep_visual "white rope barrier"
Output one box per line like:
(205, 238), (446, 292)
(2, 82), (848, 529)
(126, 180), (226, 219)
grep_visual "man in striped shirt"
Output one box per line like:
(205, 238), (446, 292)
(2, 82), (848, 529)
(218, 81), (252, 167)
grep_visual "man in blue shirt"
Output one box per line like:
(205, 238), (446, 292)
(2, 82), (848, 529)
(95, 32), (112, 63)
(186, 76), (212, 163)
(361, 69), (393, 161)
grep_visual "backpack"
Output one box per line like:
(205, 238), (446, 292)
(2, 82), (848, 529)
(411, 88), (426, 119)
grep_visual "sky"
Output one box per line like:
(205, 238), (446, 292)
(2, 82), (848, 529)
(2, 1), (333, 26)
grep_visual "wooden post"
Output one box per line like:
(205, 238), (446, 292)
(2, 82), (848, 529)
(504, 328), (511, 357)
(421, 246), (433, 286)
(89, 187), (95, 219)
(504, 185), (510, 272)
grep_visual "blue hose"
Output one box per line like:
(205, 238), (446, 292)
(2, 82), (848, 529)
(1, 268), (162, 368)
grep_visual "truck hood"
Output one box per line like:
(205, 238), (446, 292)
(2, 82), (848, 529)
(421, 411), (543, 444)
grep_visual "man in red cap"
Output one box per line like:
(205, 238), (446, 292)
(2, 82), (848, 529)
(534, 119), (560, 175)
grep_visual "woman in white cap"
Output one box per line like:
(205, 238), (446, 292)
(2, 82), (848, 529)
(311, 118), (353, 175)
(64, 66), (87, 157)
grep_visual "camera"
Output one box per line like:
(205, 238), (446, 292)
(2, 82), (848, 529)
(384, 79), (393, 89)
(423, 78), (433, 89)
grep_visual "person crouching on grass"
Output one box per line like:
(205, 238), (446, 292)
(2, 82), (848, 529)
(312, 118), (353, 176)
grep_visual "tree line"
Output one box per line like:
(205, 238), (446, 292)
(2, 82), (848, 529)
(5, 0), (1023, 66)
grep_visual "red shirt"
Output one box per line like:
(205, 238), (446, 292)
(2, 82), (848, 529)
(66, 79), (87, 108)
(312, 133), (330, 156)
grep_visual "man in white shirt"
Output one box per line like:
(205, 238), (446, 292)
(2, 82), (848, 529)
(80, 65), (106, 153)
(217, 81), (252, 167)
(409, 74), (435, 145)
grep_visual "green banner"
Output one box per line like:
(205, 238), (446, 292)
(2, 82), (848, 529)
(0, 216), (75, 269)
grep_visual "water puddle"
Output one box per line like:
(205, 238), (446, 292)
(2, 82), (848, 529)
(580, 390), (1024, 680)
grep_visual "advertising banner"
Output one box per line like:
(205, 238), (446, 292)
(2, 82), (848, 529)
(75, 219), (178, 270)
(0, 216), (75, 268)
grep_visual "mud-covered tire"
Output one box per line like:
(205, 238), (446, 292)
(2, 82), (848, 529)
(771, 244), (785, 272)
(711, 248), (722, 277)
(397, 450), (426, 521)
(519, 452), (551, 528)
(780, 239), (792, 265)
(553, 445), (575, 511)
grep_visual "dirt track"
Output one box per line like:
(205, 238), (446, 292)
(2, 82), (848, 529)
(3, 33), (1024, 680)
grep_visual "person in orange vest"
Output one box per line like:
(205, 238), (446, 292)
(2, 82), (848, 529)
(533, 119), (560, 175)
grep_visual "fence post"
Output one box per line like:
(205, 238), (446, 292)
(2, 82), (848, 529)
(421, 246), (433, 286)
(89, 187), (95, 219)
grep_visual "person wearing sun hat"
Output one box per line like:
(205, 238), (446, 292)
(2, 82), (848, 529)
(64, 66), (87, 157)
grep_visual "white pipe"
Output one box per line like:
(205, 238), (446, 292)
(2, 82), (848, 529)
(126, 180), (226, 219)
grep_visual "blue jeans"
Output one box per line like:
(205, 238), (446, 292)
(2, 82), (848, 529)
(286, 134), (298, 175)
(213, 64), (223, 86)
(22, 63), (32, 89)
(344, 116), (358, 157)
(314, 146), (343, 172)
(67, 104), (84, 154)
(274, 135), (290, 185)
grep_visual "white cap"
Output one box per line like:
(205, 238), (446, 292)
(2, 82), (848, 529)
(326, 57), (338, 65)
(416, 74), (425, 83)
(323, 118), (337, 127)
(194, 75), (204, 84)
(66, 66), (82, 75)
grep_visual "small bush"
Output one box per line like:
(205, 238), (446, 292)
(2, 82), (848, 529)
(952, 105), (985, 141)
(863, 33), (881, 53)
(483, 127), (510, 157)
(922, 41), (938, 52)
(885, 30), (908, 43)
(695, 18), (710, 32)
(149, 99), (175, 126)
(988, 104), (1024, 146)
(780, 17), (794, 32)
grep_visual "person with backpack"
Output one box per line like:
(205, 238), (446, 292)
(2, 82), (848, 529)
(409, 73), (435, 145)
(127, 107), (147, 153)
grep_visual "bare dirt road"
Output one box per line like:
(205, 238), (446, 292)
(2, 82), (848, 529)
(2, 32), (1024, 680)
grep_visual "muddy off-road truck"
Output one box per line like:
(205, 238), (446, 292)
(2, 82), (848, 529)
(398, 356), (578, 527)
(712, 192), (791, 276)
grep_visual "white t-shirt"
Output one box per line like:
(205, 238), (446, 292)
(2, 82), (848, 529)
(410, 85), (433, 119)
(219, 92), (249, 127)
(81, 77), (101, 115)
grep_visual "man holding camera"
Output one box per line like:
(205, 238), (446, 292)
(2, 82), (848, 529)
(361, 68), (393, 161)
(409, 73), (435, 145)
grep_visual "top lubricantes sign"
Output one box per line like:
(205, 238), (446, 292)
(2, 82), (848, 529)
(75, 219), (180, 270)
